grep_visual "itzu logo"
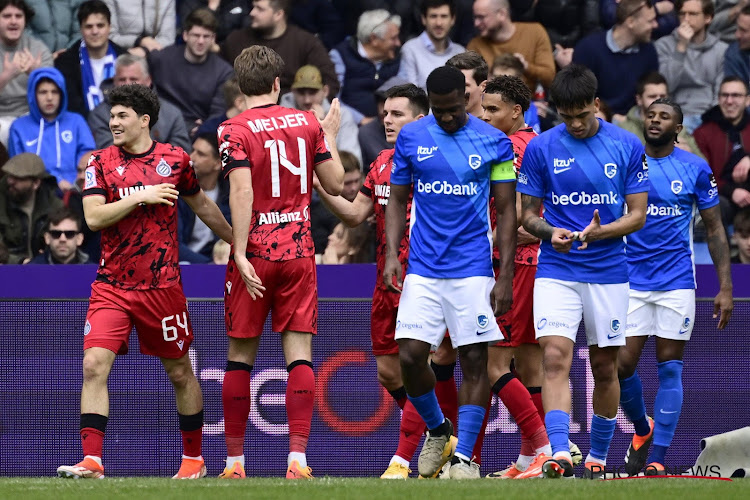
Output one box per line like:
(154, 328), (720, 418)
(468, 154), (482, 170)
(553, 157), (574, 174)
(671, 180), (683, 194)
(604, 162), (617, 179)
(417, 145), (438, 162)
(477, 314), (490, 329)
(610, 319), (621, 333)
(156, 158), (171, 177)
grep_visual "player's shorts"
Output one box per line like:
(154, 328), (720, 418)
(626, 288), (695, 340)
(395, 274), (503, 349)
(494, 263), (537, 348)
(225, 255), (317, 338)
(371, 286), (401, 356)
(84, 280), (192, 359)
(533, 278), (628, 348)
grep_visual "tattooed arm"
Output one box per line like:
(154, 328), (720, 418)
(700, 204), (733, 329)
(520, 193), (575, 253)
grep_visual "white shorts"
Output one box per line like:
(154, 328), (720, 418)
(626, 289), (695, 340)
(533, 278), (628, 347)
(394, 274), (503, 349)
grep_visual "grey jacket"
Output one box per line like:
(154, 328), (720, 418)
(0, 34), (53, 117)
(103, 0), (176, 49)
(26, 0), (83, 52)
(656, 30), (728, 117)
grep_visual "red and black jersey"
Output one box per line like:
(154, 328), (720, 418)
(360, 149), (412, 290)
(219, 104), (332, 261)
(491, 127), (540, 266)
(83, 142), (200, 290)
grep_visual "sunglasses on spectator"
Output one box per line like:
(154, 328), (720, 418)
(48, 230), (79, 239)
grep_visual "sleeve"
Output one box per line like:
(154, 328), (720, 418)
(103, 0), (137, 48)
(154, 0), (176, 49)
(516, 140), (545, 197)
(87, 106), (114, 149)
(527, 26), (556, 88)
(624, 138), (650, 195)
(709, 0), (738, 37)
(656, 38), (686, 90)
(490, 135), (516, 183)
(82, 152), (107, 197)
(178, 151), (201, 196)
(312, 121), (333, 165)
(397, 42), (418, 85)
(695, 159), (720, 210)
(7, 121), (22, 157)
(328, 48), (346, 93)
(218, 121), (251, 177)
(724, 44), (746, 79)
(390, 130), (413, 185)
(599, 0), (617, 29)
(360, 166), (375, 199)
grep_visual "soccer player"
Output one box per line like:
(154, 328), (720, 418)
(517, 64), (650, 479)
(314, 83), (432, 479)
(56, 84), (233, 479)
(480, 76), (553, 479)
(618, 98), (733, 476)
(218, 46), (344, 480)
(384, 65), (517, 480)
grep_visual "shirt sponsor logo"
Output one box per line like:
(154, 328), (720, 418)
(247, 113), (309, 133)
(84, 167), (97, 189)
(553, 157), (574, 174)
(257, 210), (308, 225)
(468, 154), (482, 170)
(604, 162), (617, 179)
(417, 146), (438, 162)
(647, 203), (683, 217)
(396, 321), (423, 330)
(550, 190), (619, 206)
(374, 184), (390, 205)
(417, 179), (478, 196)
(119, 185), (152, 198)
(537, 318), (570, 330)
(671, 180), (683, 194)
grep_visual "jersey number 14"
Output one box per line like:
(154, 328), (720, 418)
(265, 138), (308, 197)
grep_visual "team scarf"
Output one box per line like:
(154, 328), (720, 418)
(79, 39), (117, 111)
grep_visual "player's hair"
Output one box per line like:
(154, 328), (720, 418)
(549, 64), (597, 111)
(484, 75), (531, 112)
(222, 77), (242, 109)
(385, 83), (429, 116)
(491, 53), (524, 77)
(446, 51), (488, 86)
(597, 99), (613, 122)
(720, 75), (750, 94)
(183, 7), (219, 34)
(234, 46), (284, 96)
(675, 0), (713, 17)
(46, 207), (82, 232)
(616, 0), (652, 24)
(194, 132), (220, 159)
(648, 97), (684, 124)
(0, 0), (34, 22)
(35, 76), (58, 91)
(76, 0), (109, 26)
(357, 9), (401, 44)
(420, 0), (455, 17)
(636, 71), (668, 96)
(109, 84), (160, 130)
(340, 151), (361, 174)
(115, 53), (150, 79)
(734, 208), (750, 237)
(426, 65), (465, 96)
(742, 4), (750, 17)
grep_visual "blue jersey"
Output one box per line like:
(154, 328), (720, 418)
(391, 114), (515, 278)
(517, 119), (649, 284)
(627, 148), (718, 291)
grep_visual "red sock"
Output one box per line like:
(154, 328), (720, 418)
(494, 375), (544, 440)
(529, 387), (545, 423)
(222, 369), (251, 456)
(529, 425), (549, 452)
(80, 428), (104, 458)
(179, 411), (203, 458)
(520, 436), (534, 457)
(395, 400), (425, 461)
(434, 378), (458, 429)
(286, 361), (315, 453)
(388, 387), (408, 410)
(470, 395), (492, 464)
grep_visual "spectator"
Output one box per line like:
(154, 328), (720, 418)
(358, 75), (407, 171)
(61, 152), (99, 261)
(179, 0), (251, 45)
(28, 207), (93, 263)
(196, 76), (246, 138)
(177, 131), (229, 263)
(8, 67), (95, 191)
(0, 152), (62, 263)
(723, 5), (750, 84)
(87, 54), (191, 151)
(694, 76), (750, 229)
(212, 238), (229, 264)
(54, 0), (127, 117)
(221, 0), (339, 100)
(279, 64), (361, 164)
(532, 0), (600, 49)
(572, 0), (659, 119)
(601, 0), (677, 40)
(710, 0), (749, 44)
(317, 221), (373, 264)
(446, 50), (487, 118)
(732, 207), (750, 262)
(467, 0), (555, 90)
(0, 0), (53, 144)
(398, 0), (465, 90)
(617, 71), (704, 157)
(0, 238), (7, 263)
(149, 8), (233, 136)
(329, 9), (401, 124)
(490, 53), (541, 132)
(655, 0), (726, 133)
(26, 0), (83, 53)
(102, 0), (175, 54)
(289, 0), (346, 50)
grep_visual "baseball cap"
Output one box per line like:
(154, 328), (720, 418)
(2, 153), (47, 178)
(292, 65), (324, 90)
(375, 75), (410, 100)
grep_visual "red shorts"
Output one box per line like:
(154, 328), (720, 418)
(84, 281), (193, 358)
(495, 263), (537, 347)
(225, 256), (317, 338)
(371, 286), (401, 356)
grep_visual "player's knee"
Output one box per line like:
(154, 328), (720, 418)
(377, 370), (402, 391)
(165, 362), (196, 389)
(542, 345), (570, 378)
(591, 357), (618, 384)
(617, 358), (637, 380)
(82, 353), (110, 382)
(458, 346), (487, 383)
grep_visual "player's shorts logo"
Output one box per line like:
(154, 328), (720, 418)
(604, 162), (617, 179)
(468, 154), (482, 170)
(671, 180), (683, 194)
(177, 340), (185, 351)
(679, 317), (690, 334)
(477, 314), (490, 329)
(537, 318), (547, 330)
(83, 320), (91, 336)
(610, 318), (621, 333)
(156, 158), (172, 177)
(226, 281), (232, 295)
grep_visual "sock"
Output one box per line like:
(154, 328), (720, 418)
(493, 374), (545, 442)
(619, 372), (651, 436)
(431, 361), (458, 427)
(288, 451), (307, 468)
(407, 390), (445, 430)
(286, 360), (315, 454)
(389, 455), (409, 468)
(222, 361), (252, 457)
(589, 414), (617, 462)
(585, 454), (606, 466)
(520, 436), (534, 457)
(470, 395), (492, 464)
(80, 413), (108, 459)
(179, 410), (203, 458)
(226, 455), (244, 469)
(455, 405), (485, 461)
(388, 386), (408, 410)
(528, 386), (545, 422)
(395, 400), (426, 462)
(545, 410), (570, 457)
(517, 453), (534, 470)
(648, 360), (684, 464)
(530, 426), (552, 455)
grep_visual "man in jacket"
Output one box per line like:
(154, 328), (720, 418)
(28, 207), (93, 264)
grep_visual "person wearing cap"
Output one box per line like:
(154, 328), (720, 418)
(0, 152), (63, 263)
(358, 75), (408, 171)
(280, 64), (361, 165)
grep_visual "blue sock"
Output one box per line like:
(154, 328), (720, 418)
(620, 372), (651, 436)
(545, 410), (570, 456)
(407, 390), (445, 430)
(589, 414), (617, 461)
(648, 360), (683, 464)
(454, 405), (485, 460)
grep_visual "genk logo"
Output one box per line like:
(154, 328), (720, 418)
(477, 314), (490, 329)
(611, 319), (621, 333)
(671, 180), (683, 194)
(604, 162), (617, 179)
(468, 154), (482, 170)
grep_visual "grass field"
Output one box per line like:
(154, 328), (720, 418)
(1, 477), (748, 500)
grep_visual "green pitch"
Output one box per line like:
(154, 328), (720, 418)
(1, 477), (748, 500)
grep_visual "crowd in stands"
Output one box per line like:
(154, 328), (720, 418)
(3, 0), (750, 265)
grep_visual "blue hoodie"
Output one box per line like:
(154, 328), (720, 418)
(8, 67), (96, 185)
